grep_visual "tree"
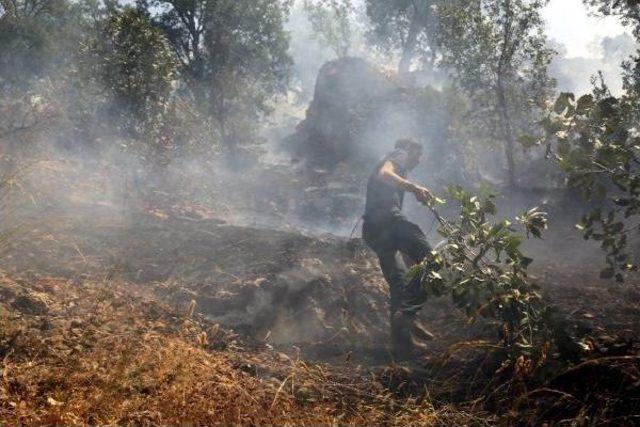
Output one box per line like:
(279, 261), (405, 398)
(82, 8), (177, 139)
(537, 86), (640, 281)
(534, 10), (640, 280)
(365, 0), (443, 74)
(0, 0), (88, 90)
(522, 1), (640, 280)
(140, 0), (206, 91)
(202, 0), (290, 151)
(146, 0), (292, 153)
(583, 0), (640, 36)
(409, 190), (586, 368)
(303, 0), (354, 58)
(437, 0), (555, 188)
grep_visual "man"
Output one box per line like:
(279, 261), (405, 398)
(362, 138), (434, 362)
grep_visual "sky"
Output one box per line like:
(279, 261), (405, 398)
(542, 0), (637, 94)
(543, 0), (631, 58)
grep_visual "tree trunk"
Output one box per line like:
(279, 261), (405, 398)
(496, 0), (517, 188)
(398, 14), (420, 75)
(496, 72), (517, 188)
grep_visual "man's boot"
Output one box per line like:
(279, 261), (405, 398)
(391, 311), (428, 362)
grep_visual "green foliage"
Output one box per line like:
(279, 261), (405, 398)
(0, 0), (89, 89)
(303, 0), (354, 58)
(583, 0), (640, 37)
(0, 91), (49, 142)
(436, 0), (555, 187)
(365, 0), (442, 73)
(514, 1), (640, 281)
(81, 8), (177, 137)
(412, 85), (481, 186)
(148, 0), (292, 151)
(537, 82), (640, 281)
(203, 0), (291, 136)
(412, 188), (550, 358)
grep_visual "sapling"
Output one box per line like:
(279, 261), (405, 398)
(409, 187), (579, 367)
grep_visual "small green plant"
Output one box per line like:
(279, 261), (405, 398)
(410, 187), (550, 361)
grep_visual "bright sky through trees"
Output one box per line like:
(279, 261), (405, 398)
(543, 0), (631, 58)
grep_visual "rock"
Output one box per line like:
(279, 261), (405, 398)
(285, 57), (402, 168)
(11, 292), (50, 315)
(283, 57), (464, 178)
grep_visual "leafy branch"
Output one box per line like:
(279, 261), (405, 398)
(526, 88), (640, 281)
(410, 187), (552, 362)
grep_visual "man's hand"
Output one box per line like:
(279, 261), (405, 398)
(410, 184), (433, 205)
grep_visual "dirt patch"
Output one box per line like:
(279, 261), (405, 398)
(4, 215), (392, 352)
(4, 211), (499, 363)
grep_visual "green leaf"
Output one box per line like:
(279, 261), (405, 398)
(483, 199), (497, 215)
(433, 196), (446, 205)
(576, 94), (594, 114)
(610, 222), (624, 233)
(553, 92), (575, 114)
(518, 134), (539, 148)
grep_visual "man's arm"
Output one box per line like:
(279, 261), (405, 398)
(378, 160), (432, 205)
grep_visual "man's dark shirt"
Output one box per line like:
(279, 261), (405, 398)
(364, 149), (409, 222)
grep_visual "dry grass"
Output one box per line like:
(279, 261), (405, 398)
(0, 271), (489, 426)
(0, 165), (18, 259)
(0, 158), (40, 261)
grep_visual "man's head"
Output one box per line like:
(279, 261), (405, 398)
(395, 138), (423, 170)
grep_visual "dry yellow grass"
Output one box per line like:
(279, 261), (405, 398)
(0, 272), (488, 426)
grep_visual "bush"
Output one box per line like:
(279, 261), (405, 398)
(411, 188), (552, 365)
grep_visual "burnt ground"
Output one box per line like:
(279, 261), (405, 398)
(2, 200), (640, 425)
(8, 202), (640, 349)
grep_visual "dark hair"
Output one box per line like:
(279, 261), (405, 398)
(394, 138), (422, 152)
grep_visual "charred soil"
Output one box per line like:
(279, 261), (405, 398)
(2, 204), (640, 425)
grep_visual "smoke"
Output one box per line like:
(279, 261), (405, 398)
(284, 1), (387, 103)
(1, 0), (633, 362)
(549, 34), (638, 95)
(286, 5), (337, 103)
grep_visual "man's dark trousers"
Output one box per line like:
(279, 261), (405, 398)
(362, 214), (431, 317)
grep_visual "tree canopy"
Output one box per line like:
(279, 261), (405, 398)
(147, 0), (292, 151)
(437, 0), (555, 187)
(88, 8), (178, 136)
(365, 0), (443, 74)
